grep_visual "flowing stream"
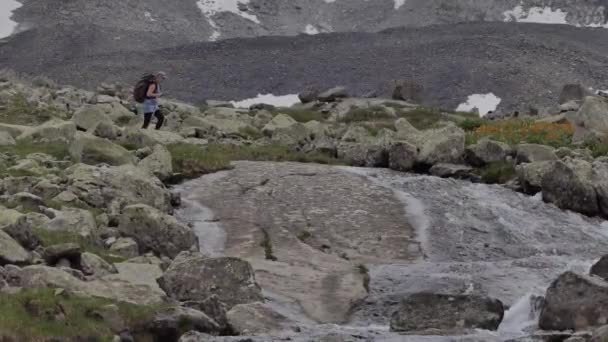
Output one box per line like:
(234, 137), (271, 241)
(174, 164), (608, 341)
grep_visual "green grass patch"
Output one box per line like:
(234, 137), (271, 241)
(0, 288), (159, 341)
(274, 108), (328, 123)
(398, 107), (481, 130)
(339, 106), (393, 123)
(33, 228), (125, 264)
(458, 118), (485, 131)
(479, 161), (516, 184)
(167, 143), (342, 181)
(0, 93), (67, 125)
(0, 141), (70, 160)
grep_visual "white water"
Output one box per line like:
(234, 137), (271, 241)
(176, 165), (608, 340)
(0, 0), (21, 39)
(231, 93), (300, 108)
(174, 173), (228, 256)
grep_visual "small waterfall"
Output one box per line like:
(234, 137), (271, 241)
(173, 174), (228, 257)
(498, 294), (542, 337)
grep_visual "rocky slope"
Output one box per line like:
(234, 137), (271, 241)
(3, 22), (608, 114)
(10, 0), (608, 43)
(4, 72), (608, 341)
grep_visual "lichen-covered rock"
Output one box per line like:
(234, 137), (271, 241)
(515, 161), (552, 195)
(148, 306), (222, 341)
(0, 230), (31, 266)
(65, 163), (172, 212)
(516, 144), (558, 164)
(16, 120), (76, 143)
(158, 255), (263, 310)
(138, 144), (173, 181)
(262, 114), (297, 136)
(109, 237), (139, 259)
(465, 139), (511, 167)
(120, 128), (183, 149)
(541, 159), (598, 216)
(80, 252), (118, 277)
(118, 204), (198, 258)
(71, 104), (113, 131)
(337, 142), (388, 167)
(69, 132), (134, 166)
(0, 131), (15, 146)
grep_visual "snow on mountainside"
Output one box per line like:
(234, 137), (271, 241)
(0, 0), (21, 39)
(5, 0), (608, 43)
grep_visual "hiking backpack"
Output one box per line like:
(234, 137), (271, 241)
(133, 74), (156, 103)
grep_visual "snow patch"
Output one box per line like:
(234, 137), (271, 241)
(394, 0), (407, 10)
(456, 93), (502, 117)
(304, 24), (320, 35)
(197, 0), (260, 41)
(0, 0), (21, 39)
(503, 6), (568, 24)
(231, 93), (300, 108)
(144, 11), (156, 22)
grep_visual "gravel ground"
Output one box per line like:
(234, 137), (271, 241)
(2, 22), (608, 112)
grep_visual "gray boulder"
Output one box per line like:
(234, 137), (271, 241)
(298, 88), (319, 104)
(516, 161), (553, 195)
(118, 204), (198, 258)
(227, 302), (294, 335)
(148, 306), (221, 341)
(17, 265), (165, 305)
(0, 131), (15, 146)
(158, 256), (263, 310)
(559, 84), (590, 104)
(138, 144), (173, 181)
(465, 139), (511, 167)
(429, 163), (476, 180)
(80, 252), (118, 277)
(65, 163), (172, 212)
(388, 141), (418, 172)
(262, 114), (297, 136)
(109, 237), (139, 259)
(591, 255), (608, 282)
(71, 105), (113, 131)
(516, 144), (558, 164)
(540, 272), (608, 331)
(414, 124), (465, 166)
(42, 243), (81, 266)
(69, 132), (134, 166)
(573, 96), (608, 143)
(44, 207), (97, 238)
(16, 120), (76, 143)
(93, 121), (121, 140)
(0, 208), (39, 250)
(337, 143), (388, 167)
(0, 230), (31, 266)
(120, 128), (183, 149)
(394, 117), (419, 138)
(317, 86), (347, 102)
(390, 293), (504, 333)
(391, 79), (424, 103)
(541, 159), (599, 216)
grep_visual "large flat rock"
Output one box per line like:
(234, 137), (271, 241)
(178, 161), (419, 324)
